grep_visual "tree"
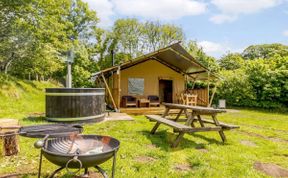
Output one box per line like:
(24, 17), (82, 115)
(242, 43), (288, 60)
(219, 52), (244, 70)
(185, 40), (219, 72)
(112, 18), (144, 58)
(0, 0), (100, 82)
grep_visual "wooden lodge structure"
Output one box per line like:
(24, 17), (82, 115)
(92, 42), (218, 114)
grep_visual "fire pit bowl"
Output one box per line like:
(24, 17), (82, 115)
(36, 134), (120, 178)
(42, 135), (120, 168)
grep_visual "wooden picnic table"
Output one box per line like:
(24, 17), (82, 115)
(146, 103), (239, 147)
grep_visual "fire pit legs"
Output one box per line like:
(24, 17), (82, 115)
(37, 151), (43, 178)
(95, 165), (108, 178)
(49, 167), (64, 178)
(112, 150), (117, 178)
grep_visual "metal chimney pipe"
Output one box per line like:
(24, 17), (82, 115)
(111, 50), (115, 66)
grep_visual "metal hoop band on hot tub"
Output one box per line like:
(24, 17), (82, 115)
(46, 114), (105, 122)
(45, 92), (105, 96)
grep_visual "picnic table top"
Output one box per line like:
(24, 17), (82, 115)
(162, 103), (226, 114)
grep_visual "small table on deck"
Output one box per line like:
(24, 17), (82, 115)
(146, 103), (239, 147)
(138, 99), (150, 107)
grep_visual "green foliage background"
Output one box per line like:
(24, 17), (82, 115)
(216, 45), (288, 109)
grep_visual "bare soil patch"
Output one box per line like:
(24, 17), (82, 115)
(240, 140), (257, 147)
(196, 148), (209, 152)
(173, 163), (192, 172)
(134, 156), (156, 163)
(238, 130), (288, 143)
(254, 162), (288, 177)
(147, 144), (157, 149)
(73, 171), (103, 178)
(195, 145), (208, 152)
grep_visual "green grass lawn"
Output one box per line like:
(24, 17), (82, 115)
(0, 80), (288, 177)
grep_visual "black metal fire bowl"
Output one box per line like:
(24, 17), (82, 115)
(42, 135), (120, 168)
(36, 134), (120, 178)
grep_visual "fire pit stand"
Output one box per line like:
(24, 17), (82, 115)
(35, 134), (120, 178)
(38, 150), (117, 178)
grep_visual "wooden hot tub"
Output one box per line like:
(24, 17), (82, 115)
(45, 88), (105, 122)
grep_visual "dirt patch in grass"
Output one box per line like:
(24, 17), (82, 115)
(134, 156), (156, 163)
(240, 140), (257, 147)
(147, 144), (157, 149)
(254, 162), (288, 177)
(173, 163), (192, 172)
(238, 130), (288, 143)
(73, 171), (103, 178)
(0, 172), (37, 178)
(195, 145), (208, 152)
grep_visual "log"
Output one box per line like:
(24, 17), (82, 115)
(0, 131), (19, 156)
(0, 119), (20, 156)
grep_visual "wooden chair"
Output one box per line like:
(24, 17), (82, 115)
(122, 95), (137, 107)
(147, 95), (160, 107)
(178, 93), (197, 106)
(185, 94), (197, 106)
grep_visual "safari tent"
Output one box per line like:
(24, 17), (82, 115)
(92, 42), (218, 112)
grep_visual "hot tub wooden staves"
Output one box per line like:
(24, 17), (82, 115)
(45, 88), (105, 122)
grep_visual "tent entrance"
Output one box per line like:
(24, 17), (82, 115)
(159, 79), (173, 103)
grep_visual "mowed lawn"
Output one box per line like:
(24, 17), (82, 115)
(0, 83), (288, 177)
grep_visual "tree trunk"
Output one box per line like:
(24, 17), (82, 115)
(4, 53), (14, 74)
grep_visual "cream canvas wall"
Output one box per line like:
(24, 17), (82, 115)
(118, 59), (185, 103)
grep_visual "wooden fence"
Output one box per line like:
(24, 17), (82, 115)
(187, 89), (208, 106)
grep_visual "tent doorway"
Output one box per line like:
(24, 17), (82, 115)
(159, 79), (173, 103)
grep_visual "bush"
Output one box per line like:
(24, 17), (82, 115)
(215, 56), (288, 109)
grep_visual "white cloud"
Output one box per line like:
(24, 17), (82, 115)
(112, 0), (207, 20)
(209, 14), (237, 24)
(82, 0), (114, 27)
(210, 0), (283, 24)
(283, 30), (288, 36)
(196, 40), (247, 58)
(198, 41), (227, 53)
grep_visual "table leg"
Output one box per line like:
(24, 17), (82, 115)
(174, 109), (183, 122)
(212, 115), (226, 142)
(185, 111), (196, 127)
(162, 108), (170, 117)
(171, 132), (185, 148)
(150, 122), (161, 134)
(197, 115), (205, 127)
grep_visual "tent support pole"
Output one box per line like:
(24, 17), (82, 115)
(101, 73), (118, 112)
(209, 85), (217, 107)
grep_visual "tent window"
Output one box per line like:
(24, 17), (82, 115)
(128, 78), (144, 95)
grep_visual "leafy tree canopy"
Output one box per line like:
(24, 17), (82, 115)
(242, 43), (288, 60)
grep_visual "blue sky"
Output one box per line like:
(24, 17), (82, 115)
(83, 0), (288, 58)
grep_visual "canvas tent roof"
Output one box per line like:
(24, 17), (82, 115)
(92, 42), (218, 80)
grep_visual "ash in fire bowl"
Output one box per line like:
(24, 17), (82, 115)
(48, 135), (113, 155)
(46, 134), (118, 156)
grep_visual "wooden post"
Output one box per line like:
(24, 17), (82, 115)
(117, 66), (121, 110)
(101, 73), (118, 111)
(207, 72), (210, 107)
(209, 85), (217, 107)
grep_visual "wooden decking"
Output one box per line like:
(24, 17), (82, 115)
(120, 105), (180, 115)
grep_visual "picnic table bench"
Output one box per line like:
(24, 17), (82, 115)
(145, 103), (239, 147)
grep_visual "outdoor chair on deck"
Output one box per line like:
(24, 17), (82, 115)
(147, 95), (160, 107)
(122, 95), (137, 108)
